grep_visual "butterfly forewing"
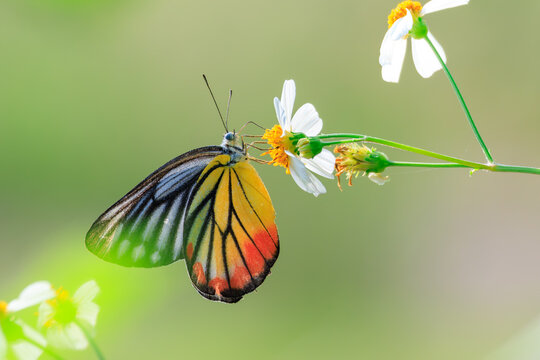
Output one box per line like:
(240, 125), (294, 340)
(85, 146), (224, 267)
(183, 155), (279, 303)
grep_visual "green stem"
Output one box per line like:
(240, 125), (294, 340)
(316, 133), (540, 175)
(364, 135), (490, 169)
(389, 161), (540, 174)
(423, 34), (494, 164)
(23, 336), (65, 360)
(320, 134), (490, 169)
(492, 164), (540, 175)
(388, 161), (468, 169)
(318, 134), (366, 140)
(75, 321), (105, 360)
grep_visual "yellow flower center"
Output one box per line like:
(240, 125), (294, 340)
(388, 1), (422, 28)
(0, 301), (8, 319)
(44, 288), (77, 328)
(56, 288), (70, 302)
(261, 125), (295, 174)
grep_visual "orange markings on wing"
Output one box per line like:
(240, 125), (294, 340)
(193, 262), (206, 284)
(208, 277), (228, 296)
(230, 266), (251, 289)
(243, 242), (265, 276)
(186, 243), (194, 260)
(253, 224), (278, 259)
(268, 224), (278, 244)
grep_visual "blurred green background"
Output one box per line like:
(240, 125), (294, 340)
(1, 0), (540, 359)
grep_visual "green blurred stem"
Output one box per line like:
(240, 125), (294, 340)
(388, 162), (540, 174)
(23, 336), (65, 360)
(318, 134), (486, 168)
(488, 164), (540, 175)
(423, 34), (494, 164)
(75, 321), (105, 360)
(388, 161), (467, 169)
(316, 134), (540, 175)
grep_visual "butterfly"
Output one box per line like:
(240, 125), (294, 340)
(85, 82), (279, 303)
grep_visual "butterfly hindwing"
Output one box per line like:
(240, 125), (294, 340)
(183, 155), (279, 303)
(85, 146), (224, 267)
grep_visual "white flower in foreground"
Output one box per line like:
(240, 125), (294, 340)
(37, 281), (100, 351)
(0, 281), (55, 360)
(262, 79), (335, 196)
(379, 0), (469, 82)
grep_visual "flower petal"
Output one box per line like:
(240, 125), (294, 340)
(388, 10), (413, 41)
(273, 97), (289, 134)
(47, 323), (88, 350)
(73, 280), (99, 305)
(427, 32), (447, 62)
(77, 302), (100, 328)
(17, 319), (46, 347)
(280, 79), (296, 125)
(380, 37), (408, 83)
(290, 103), (322, 136)
(421, 0), (469, 16)
(379, 28), (394, 66)
(411, 32), (446, 78)
(9, 321), (46, 360)
(301, 149), (335, 179)
(7, 281), (55, 313)
(368, 172), (389, 185)
(37, 302), (54, 328)
(379, 11), (412, 64)
(10, 341), (43, 360)
(288, 155), (326, 197)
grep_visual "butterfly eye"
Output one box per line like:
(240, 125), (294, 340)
(225, 132), (235, 141)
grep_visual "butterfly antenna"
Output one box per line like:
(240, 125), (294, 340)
(238, 121), (266, 134)
(225, 90), (232, 131)
(202, 74), (227, 132)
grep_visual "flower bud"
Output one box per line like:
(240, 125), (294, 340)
(297, 138), (324, 159)
(334, 143), (390, 188)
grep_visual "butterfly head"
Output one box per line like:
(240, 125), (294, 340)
(222, 132), (244, 153)
(221, 132), (240, 147)
(224, 132), (236, 142)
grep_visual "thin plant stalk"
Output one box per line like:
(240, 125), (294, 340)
(75, 321), (105, 360)
(316, 133), (540, 175)
(424, 35), (494, 164)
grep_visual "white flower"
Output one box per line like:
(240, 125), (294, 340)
(37, 281), (100, 350)
(266, 79), (335, 197)
(0, 281), (55, 360)
(379, 0), (469, 83)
